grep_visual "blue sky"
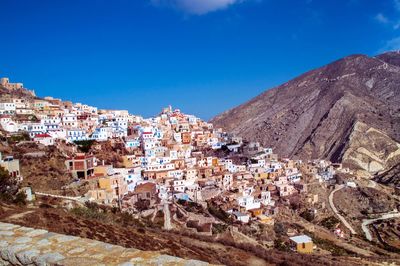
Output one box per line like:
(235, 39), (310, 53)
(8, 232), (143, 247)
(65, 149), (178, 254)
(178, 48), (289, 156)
(0, 0), (398, 119)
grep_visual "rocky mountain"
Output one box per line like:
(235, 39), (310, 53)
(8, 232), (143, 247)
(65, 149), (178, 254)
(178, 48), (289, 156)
(0, 84), (36, 101)
(211, 52), (400, 177)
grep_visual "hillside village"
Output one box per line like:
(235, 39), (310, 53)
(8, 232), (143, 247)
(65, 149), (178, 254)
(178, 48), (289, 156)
(0, 77), (340, 224)
(1, 77), (400, 265)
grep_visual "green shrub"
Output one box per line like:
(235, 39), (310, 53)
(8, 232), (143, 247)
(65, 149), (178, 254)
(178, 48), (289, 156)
(273, 222), (287, 235)
(319, 216), (340, 230)
(8, 132), (30, 143)
(0, 166), (19, 202)
(274, 237), (290, 251)
(70, 206), (108, 220)
(74, 140), (95, 153)
(300, 209), (315, 222)
(212, 223), (229, 234)
(13, 191), (27, 205)
(207, 202), (233, 224)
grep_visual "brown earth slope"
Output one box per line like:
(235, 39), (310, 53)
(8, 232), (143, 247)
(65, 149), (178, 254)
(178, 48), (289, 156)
(211, 52), (400, 176)
(1, 199), (396, 266)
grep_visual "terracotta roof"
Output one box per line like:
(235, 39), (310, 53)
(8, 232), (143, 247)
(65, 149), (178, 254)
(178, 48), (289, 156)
(34, 133), (51, 138)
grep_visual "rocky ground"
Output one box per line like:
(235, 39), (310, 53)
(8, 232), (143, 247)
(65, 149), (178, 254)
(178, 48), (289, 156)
(0, 221), (206, 266)
(334, 186), (399, 230)
(372, 219), (400, 251)
(374, 162), (400, 189)
(2, 196), (397, 266)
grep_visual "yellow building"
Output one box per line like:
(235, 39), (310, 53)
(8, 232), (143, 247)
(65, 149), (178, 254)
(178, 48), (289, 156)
(98, 177), (112, 190)
(121, 155), (133, 168)
(86, 189), (114, 204)
(0, 153), (22, 181)
(254, 172), (269, 180)
(94, 165), (112, 176)
(289, 235), (313, 254)
(121, 155), (140, 168)
(256, 214), (274, 225)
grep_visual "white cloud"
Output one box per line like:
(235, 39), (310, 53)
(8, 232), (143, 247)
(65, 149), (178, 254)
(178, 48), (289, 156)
(150, 0), (247, 15)
(375, 13), (389, 24)
(379, 37), (400, 53)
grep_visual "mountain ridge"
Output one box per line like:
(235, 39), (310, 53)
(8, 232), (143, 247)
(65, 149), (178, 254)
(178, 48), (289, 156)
(211, 52), (400, 176)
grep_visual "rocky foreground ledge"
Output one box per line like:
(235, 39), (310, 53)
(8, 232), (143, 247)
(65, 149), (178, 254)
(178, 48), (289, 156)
(0, 222), (209, 266)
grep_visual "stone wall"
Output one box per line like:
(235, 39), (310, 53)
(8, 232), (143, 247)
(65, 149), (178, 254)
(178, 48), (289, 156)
(0, 222), (209, 265)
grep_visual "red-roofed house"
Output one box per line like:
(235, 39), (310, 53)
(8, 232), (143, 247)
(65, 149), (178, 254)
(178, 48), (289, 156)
(34, 133), (54, 146)
(65, 153), (96, 179)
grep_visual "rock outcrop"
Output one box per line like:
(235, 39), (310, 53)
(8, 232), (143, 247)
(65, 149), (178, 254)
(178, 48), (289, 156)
(0, 222), (209, 266)
(341, 122), (400, 177)
(211, 52), (400, 176)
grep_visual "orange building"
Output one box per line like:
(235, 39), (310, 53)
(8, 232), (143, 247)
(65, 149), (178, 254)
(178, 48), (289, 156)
(65, 153), (95, 179)
(182, 132), (191, 144)
(289, 235), (313, 254)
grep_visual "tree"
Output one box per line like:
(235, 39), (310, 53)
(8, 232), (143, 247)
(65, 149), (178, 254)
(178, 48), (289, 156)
(0, 166), (19, 202)
(135, 199), (150, 212)
(74, 140), (95, 153)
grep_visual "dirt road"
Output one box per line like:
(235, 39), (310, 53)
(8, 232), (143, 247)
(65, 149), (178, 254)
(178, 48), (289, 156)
(328, 184), (357, 235)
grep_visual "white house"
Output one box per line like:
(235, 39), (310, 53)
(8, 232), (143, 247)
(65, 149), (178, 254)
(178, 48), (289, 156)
(66, 129), (87, 142)
(43, 117), (62, 132)
(0, 116), (18, 132)
(232, 211), (250, 223)
(62, 113), (78, 128)
(125, 137), (140, 149)
(19, 122), (46, 138)
(91, 127), (112, 141)
(173, 179), (185, 193)
(0, 102), (16, 114)
(34, 133), (54, 146)
(237, 195), (261, 211)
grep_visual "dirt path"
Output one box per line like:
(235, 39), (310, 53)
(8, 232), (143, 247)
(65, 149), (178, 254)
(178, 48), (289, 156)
(296, 218), (375, 257)
(163, 202), (172, 230)
(362, 212), (400, 241)
(7, 210), (34, 220)
(329, 184), (357, 235)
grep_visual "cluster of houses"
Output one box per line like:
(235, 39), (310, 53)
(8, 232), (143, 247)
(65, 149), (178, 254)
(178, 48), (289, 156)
(300, 160), (338, 183)
(60, 104), (313, 226)
(0, 78), (134, 142)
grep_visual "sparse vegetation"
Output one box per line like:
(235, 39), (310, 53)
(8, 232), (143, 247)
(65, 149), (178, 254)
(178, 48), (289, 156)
(7, 132), (30, 144)
(300, 209), (315, 222)
(0, 166), (21, 203)
(212, 223), (229, 234)
(74, 140), (95, 153)
(177, 199), (204, 213)
(307, 231), (354, 256)
(319, 216), (340, 230)
(207, 201), (233, 224)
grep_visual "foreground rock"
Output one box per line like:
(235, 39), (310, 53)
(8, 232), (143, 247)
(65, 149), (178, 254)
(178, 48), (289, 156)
(0, 222), (209, 266)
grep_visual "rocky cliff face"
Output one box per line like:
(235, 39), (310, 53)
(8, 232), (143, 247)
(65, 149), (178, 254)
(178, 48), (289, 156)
(211, 52), (400, 176)
(341, 122), (400, 177)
